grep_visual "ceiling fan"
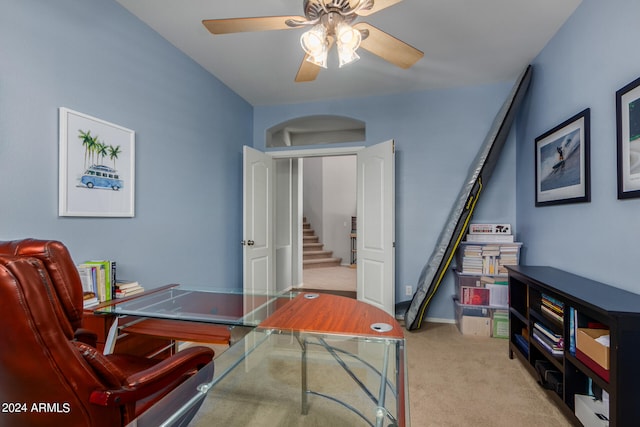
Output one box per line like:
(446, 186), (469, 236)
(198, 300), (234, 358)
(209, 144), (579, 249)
(202, 0), (424, 82)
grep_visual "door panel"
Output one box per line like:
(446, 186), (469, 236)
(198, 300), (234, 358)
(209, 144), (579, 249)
(243, 146), (274, 295)
(357, 140), (395, 315)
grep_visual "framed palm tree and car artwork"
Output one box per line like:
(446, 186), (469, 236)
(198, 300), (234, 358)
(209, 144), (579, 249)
(59, 107), (135, 217)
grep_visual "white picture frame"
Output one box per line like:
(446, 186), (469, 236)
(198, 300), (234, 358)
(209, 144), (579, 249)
(59, 108), (135, 217)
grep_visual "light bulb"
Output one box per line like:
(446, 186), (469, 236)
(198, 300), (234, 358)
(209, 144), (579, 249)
(336, 22), (361, 51)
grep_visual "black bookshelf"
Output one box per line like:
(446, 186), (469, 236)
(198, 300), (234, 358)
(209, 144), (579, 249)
(506, 265), (640, 426)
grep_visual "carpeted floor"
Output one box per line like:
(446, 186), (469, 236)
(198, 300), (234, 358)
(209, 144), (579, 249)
(301, 266), (356, 292)
(187, 322), (575, 426)
(405, 322), (574, 427)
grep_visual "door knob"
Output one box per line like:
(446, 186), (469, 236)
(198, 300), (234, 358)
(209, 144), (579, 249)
(247, 240), (255, 246)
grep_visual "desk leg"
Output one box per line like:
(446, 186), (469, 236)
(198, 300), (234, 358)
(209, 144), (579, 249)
(396, 340), (407, 427)
(300, 337), (309, 415)
(375, 341), (391, 427)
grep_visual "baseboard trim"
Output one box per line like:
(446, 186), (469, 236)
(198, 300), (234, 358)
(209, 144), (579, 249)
(424, 317), (456, 324)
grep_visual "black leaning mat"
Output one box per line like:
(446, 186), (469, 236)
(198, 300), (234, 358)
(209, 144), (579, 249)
(405, 65), (533, 331)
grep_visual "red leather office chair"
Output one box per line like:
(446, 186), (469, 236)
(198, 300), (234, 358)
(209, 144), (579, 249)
(0, 239), (100, 346)
(0, 241), (215, 426)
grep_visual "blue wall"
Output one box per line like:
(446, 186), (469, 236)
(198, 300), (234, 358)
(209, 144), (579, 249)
(0, 0), (252, 288)
(254, 83), (519, 320)
(516, 0), (640, 293)
(1, 0), (525, 321)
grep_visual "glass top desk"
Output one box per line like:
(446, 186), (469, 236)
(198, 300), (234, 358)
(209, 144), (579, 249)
(96, 286), (409, 427)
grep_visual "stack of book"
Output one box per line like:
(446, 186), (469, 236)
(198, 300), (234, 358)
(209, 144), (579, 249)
(83, 292), (99, 309)
(115, 280), (144, 298)
(461, 244), (516, 275)
(541, 293), (564, 324)
(533, 322), (564, 357)
(497, 244), (520, 274)
(461, 244), (483, 274)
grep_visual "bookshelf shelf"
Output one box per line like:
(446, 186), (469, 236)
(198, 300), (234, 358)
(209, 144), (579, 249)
(507, 265), (640, 426)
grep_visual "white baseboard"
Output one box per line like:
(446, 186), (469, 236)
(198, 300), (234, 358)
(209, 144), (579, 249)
(423, 317), (456, 324)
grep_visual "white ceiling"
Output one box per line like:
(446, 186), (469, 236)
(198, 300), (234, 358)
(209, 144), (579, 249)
(115, 0), (582, 106)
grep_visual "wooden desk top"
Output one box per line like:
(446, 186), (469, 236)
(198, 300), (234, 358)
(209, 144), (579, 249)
(258, 293), (404, 340)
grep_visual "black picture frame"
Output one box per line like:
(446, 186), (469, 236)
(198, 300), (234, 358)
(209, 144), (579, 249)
(535, 108), (591, 207)
(616, 76), (640, 199)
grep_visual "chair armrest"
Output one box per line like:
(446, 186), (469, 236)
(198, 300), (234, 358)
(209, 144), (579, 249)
(89, 346), (214, 406)
(74, 328), (98, 347)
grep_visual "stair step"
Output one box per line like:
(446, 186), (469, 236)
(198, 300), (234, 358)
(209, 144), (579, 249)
(303, 229), (315, 236)
(303, 235), (319, 243)
(303, 258), (342, 269)
(303, 242), (324, 251)
(303, 250), (333, 260)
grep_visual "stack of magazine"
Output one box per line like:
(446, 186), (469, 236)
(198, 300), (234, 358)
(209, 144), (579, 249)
(541, 293), (564, 324)
(533, 322), (564, 357)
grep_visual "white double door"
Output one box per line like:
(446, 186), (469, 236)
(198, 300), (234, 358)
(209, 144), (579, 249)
(242, 140), (395, 315)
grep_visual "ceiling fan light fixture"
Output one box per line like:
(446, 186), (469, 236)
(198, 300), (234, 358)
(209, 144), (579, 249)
(336, 22), (361, 51)
(336, 22), (361, 67)
(337, 44), (360, 67)
(306, 50), (329, 68)
(301, 24), (329, 68)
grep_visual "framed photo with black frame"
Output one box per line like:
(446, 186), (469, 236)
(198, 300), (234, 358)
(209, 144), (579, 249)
(616, 76), (640, 199)
(535, 108), (591, 207)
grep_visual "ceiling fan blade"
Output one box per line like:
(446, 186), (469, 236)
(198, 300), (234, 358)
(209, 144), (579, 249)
(295, 57), (322, 82)
(355, 22), (423, 69)
(355, 0), (403, 17)
(202, 16), (306, 35)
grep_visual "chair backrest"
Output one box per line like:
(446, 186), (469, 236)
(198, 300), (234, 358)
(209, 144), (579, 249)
(0, 255), (122, 426)
(0, 239), (84, 331)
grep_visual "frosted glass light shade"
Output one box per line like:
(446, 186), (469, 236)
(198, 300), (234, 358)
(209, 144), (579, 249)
(336, 22), (361, 67)
(337, 45), (360, 67)
(301, 24), (328, 68)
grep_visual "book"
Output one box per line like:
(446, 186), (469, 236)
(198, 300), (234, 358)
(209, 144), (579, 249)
(461, 286), (490, 306)
(569, 307), (576, 355)
(115, 280), (140, 290)
(466, 234), (515, 243)
(115, 286), (144, 298)
(480, 276), (508, 285)
(514, 334), (529, 357)
(468, 223), (511, 234)
(486, 283), (508, 307)
(541, 305), (564, 324)
(534, 322), (563, 345)
(533, 330), (564, 356)
(114, 279), (144, 298)
(77, 264), (98, 296)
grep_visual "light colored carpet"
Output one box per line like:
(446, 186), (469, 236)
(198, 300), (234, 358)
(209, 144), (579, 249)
(187, 322), (575, 426)
(301, 266), (356, 292)
(406, 322), (573, 427)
